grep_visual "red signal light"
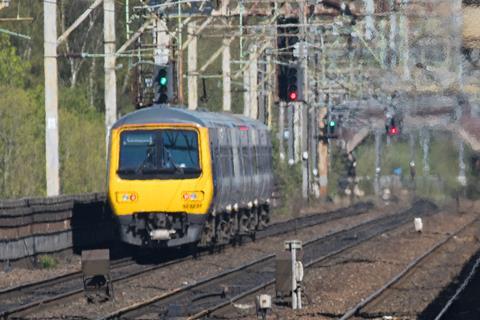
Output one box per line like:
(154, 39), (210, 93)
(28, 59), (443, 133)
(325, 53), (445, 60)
(389, 127), (398, 135)
(289, 91), (297, 101)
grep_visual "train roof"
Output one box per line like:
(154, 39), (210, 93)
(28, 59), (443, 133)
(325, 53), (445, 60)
(112, 105), (269, 130)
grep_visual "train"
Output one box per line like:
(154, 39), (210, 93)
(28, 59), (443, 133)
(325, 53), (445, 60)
(107, 105), (274, 248)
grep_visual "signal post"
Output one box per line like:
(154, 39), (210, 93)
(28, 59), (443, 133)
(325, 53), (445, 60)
(300, 1), (309, 199)
(153, 20), (174, 105)
(187, 21), (198, 110)
(44, 0), (60, 196)
(318, 107), (329, 199)
(104, 0), (117, 140)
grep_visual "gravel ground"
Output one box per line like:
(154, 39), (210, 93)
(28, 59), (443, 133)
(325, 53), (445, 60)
(28, 201), (404, 319)
(221, 205), (480, 320)
(359, 220), (480, 319)
(0, 199), (363, 291)
(0, 254), (81, 290)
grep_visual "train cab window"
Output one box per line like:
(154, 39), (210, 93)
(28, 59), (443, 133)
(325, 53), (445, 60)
(118, 129), (201, 180)
(119, 132), (157, 171)
(162, 130), (200, 170)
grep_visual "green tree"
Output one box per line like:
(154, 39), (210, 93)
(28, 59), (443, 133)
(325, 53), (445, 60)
(0, 34), (42, 198)
(59, 88), (106, 194)
(0, 86), (45, 198)
(0, 34), (30, 87)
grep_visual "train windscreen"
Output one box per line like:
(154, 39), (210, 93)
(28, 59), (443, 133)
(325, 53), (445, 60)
(117, 129), (201, 179)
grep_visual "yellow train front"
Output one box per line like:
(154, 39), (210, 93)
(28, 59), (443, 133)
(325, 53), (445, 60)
(107, 106), (273, 248)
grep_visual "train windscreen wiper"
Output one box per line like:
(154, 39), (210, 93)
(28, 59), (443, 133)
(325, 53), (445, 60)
(134, 148), (155, 174)
(164, 148), (184, 174)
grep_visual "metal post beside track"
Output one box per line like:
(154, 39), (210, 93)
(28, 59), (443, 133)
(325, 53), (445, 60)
(284, 240), (303, 310)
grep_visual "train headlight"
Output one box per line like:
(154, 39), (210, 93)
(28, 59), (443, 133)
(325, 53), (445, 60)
(116, 192), (138, 203)
(182, 191), (204, 201)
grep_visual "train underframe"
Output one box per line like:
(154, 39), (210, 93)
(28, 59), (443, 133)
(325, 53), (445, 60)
(200, 205), (271, 247)
(115, 205), (270, 248)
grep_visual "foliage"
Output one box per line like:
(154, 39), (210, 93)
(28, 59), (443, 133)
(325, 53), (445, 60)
(37, 255), (58, 269)
(0, 0), (475, 205)
(0, 28), (106, 198)
(60, 86), (97, 116)
(59, 88), (106, 194)
(0, 85), (106, 198)
(271, 132), (303, 218)
(0, 34), (30, 87)
(355, 133), (477, 201)
(0, 86), (45, 198)
(327, 143), (349, 198)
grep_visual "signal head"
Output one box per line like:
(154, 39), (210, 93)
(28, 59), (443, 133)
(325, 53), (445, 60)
(389, 126), (398, 135)
(288, 91), (298, 101)
(158, 69), (168, 86)
(154, 64), (174, 104)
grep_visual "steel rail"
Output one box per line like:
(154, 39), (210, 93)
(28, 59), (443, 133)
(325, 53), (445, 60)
(187, 221), (397, 320)
(0, 202), (369, 298)
(0, 257), (133, 297)
(433, 250), (480, 320)
(0, 202), (372, 319)
(189, 201), (439, 319)
(340, 217), (480, 320)
(99, 200), (436, 320)
(100, 255), (275, 320)
(0, 256), (191, 319)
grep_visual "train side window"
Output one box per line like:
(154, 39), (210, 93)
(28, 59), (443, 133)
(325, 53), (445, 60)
(231, 132), (240, 178)
(218, 146), (223, 178)
(228, 147), (234, 177)
(260, 146), (265, 173)
(220, 146), (229, 178)
(221, 146), (229, 177)
(252, 145), (258, 175)
(264, 146), (269, 172)
(242, 146), (250, 175)
(211, 130), (220, 177)
(248, 146), (252, 175)
(268, 146), (272, 169)
(238, 146), (244, 175)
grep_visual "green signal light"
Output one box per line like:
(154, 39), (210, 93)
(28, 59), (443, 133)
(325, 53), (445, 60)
(329, 120), (336, 127)
(159, 77), (168, 86)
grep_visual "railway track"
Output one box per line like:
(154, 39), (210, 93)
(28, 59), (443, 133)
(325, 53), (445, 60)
(99, 200), (437, 320)
(0, 202), (372, 319)
(431, 250), (480, 320)
(339, 216), (480, 320)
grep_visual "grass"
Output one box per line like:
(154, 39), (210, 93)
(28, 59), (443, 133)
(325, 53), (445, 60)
(353, 132), (477, 203)
(37, 255), (58, 269)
